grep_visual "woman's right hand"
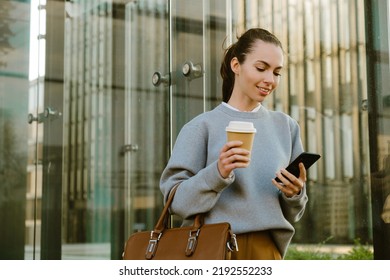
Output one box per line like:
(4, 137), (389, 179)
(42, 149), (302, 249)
(217, 141), (251, 178)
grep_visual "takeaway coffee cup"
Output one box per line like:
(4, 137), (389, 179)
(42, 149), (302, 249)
(225, 121), (257, 152)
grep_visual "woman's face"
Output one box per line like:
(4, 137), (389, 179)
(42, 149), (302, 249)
(230, 40), (284, 106)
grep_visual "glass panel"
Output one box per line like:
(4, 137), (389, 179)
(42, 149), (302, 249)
(124, 0), (169, 241)
(203, 0), (229, 111)
(365, 0), (390, 259)
(30, 0), (170, 260)
(62, 0), (118, 259)
(170, 0), (228, 139)
(170, 0), (205, 139)
(52, 0), (170, 259)
(0, 0), (33, 260)
(27, 0), (46, 259)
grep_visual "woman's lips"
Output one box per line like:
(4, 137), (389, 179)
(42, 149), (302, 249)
(257, 86), (271, 96)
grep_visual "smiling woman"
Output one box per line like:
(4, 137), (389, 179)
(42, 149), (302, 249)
(160, 28), (308, 260)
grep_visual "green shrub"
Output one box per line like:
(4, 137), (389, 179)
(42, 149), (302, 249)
(285, 239), (373, 260)
(285, 246), (333, 260)
(336, 239), (373, 260)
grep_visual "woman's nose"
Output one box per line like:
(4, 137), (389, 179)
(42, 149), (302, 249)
(263, 71), (275, 84)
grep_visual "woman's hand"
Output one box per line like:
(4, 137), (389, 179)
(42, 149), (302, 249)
(217, 141), (251, 178)
(272, 162), (307, 197)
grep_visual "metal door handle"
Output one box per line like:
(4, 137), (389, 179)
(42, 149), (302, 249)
(182, 61), (202, 80)
(28, 107), (62, 124)
(28, 113), (44, 124)
(120, 144), (139, 155)
(44, 107), (61, 118)
(152, 72), (170, 87)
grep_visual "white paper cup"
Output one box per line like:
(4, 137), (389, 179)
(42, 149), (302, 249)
(225, 121), (256, 152)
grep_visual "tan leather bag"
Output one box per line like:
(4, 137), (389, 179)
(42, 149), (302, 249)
(122, 184), (238, 260)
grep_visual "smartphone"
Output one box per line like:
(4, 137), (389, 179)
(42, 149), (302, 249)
(275, 152), (321, 182)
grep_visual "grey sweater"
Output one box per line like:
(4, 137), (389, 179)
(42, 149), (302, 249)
(160, 104), (308, 257)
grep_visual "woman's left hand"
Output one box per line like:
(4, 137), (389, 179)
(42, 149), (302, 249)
(272, 163), (307, 197)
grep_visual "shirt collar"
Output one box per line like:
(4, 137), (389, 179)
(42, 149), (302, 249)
(222, 102), (262, 112)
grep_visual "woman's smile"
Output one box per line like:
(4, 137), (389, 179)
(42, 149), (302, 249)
(256, 86), (271, 96)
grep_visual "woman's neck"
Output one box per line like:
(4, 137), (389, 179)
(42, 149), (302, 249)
(227, 100), (261, 112)
(227, 93), (261, 112)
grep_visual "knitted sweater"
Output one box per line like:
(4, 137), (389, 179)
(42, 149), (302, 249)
(160, 104), (308, 258)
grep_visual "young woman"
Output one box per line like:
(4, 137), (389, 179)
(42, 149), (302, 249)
(159, 28), (308, 260)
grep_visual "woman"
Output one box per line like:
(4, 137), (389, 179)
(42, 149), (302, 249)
(160, 28), (308, 260)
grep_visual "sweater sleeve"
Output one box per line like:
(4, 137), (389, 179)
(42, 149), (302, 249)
(159, 122), (234, 219)
(280, 186), (308, 222)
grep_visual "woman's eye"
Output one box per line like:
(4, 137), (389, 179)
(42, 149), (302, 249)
(256, 66), (282, 77)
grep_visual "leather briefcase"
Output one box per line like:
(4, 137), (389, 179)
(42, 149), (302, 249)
(122, 184), (238, 260)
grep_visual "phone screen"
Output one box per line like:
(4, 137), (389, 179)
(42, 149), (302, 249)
(275, 152), (321, 182)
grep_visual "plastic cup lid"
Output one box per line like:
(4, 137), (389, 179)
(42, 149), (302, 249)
(225, 121), (257, 133)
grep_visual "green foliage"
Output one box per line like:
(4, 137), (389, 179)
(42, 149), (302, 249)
(285, 246), (333, 260)
(285, 239), (373, 260)
(336, 239), (374, 260)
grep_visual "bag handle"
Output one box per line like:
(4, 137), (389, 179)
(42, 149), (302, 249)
(154, 183), (203, 233)
(153, 183), (179, 233)
(145, 183), (204, 259)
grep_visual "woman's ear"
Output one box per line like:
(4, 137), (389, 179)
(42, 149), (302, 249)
(230, 57), (240, 74)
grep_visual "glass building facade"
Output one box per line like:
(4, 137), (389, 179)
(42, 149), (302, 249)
(0, 0), (389, 260)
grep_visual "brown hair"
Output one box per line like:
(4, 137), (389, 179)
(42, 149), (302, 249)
(220, 28), (283, 102)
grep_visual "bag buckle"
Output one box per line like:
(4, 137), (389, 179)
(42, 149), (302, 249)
(185, 229), (200, 256)
(227, 233), (239, 252)
(145, 231), (162, 259)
